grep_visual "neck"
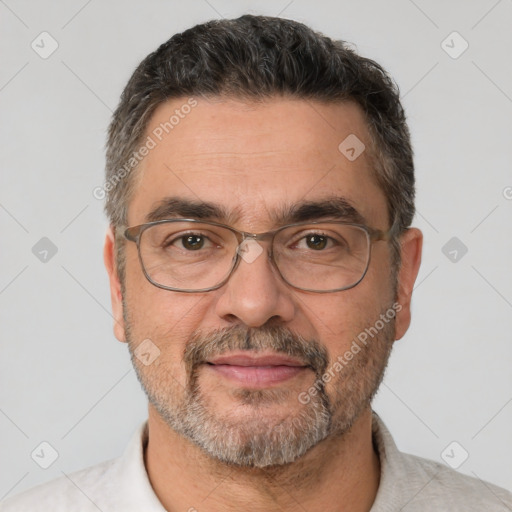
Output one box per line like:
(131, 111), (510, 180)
(144, 406), (380, 512)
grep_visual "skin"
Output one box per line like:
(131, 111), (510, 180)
(104, 96), (422, 511)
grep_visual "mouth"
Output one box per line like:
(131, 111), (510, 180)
(204, 352), (311, 387)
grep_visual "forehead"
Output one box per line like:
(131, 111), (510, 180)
(127, 96), (388, 230)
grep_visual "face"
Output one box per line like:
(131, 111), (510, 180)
(105, 96), (422, 467)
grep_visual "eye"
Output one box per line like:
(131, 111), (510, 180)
(303, 234), (330, 250)
(293, 232), (339, 251)
(164, 232), (212, 251)
(179, 234), (205, 250)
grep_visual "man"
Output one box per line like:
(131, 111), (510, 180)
(2, 14), (511, 512)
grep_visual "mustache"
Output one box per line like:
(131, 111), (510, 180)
(184, 324), (329, 376)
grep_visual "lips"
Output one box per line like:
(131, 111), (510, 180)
(204, 352), (310, 387)
(207, 353), (307, 367)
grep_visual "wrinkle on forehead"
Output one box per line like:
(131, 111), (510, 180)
(128, 97), (388, 229)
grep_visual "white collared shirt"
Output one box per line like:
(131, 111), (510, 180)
(2, 411), (511, 511)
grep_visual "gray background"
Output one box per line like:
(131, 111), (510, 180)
(1, 0), (511, 499)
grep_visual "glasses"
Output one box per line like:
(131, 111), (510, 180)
(123, 218), (397, 293)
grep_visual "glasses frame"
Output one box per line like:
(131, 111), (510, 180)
(122, 217), (398, 294)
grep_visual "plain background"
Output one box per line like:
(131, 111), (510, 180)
(1, 0), (511, 499)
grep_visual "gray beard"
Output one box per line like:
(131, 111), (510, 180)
(126, 320), (394, 468)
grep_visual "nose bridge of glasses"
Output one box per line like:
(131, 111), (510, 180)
(235, 230), (274, 259)
(242, 231), (274, 242)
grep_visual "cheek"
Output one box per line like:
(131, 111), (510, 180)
(122, 249), (215, 373)
(122, 278), (206, 374)
(302, 251), (395, 357)
(305, 284), (391, 340)
(123, 247), (202, 335)
(138, 348), (188, 389)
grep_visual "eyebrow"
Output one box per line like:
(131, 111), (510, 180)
(144, 196), (367, 227)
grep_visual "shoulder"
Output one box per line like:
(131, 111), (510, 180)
(371, 411), (512, 511)
(0, 458), (119, 512)
(398, 451), (512, 510)
(0, 422), (159, 512)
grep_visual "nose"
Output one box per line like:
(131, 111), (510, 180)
(214, 239), (296, 327)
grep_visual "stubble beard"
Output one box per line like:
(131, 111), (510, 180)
(124, 303), (395, 468)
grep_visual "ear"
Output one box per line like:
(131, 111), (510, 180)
(103, 225), (127, 343)
(394, 228), (423, 340)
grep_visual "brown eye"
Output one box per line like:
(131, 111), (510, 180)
(180, 235), (205, 250)
(305, 234), (328, 250)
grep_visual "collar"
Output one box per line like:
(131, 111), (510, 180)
(118, 411), (402, 510)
